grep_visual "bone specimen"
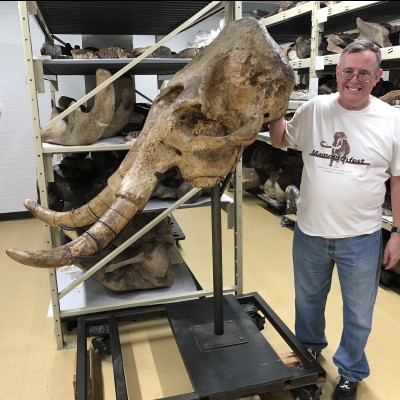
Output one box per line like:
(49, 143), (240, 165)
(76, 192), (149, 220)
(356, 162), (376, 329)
(356, 17), (392, 48)
(77, 213), (175, 292)
(42, 72), (134, 145)
(6, 17), (294, 268)
(101, 75), (134, 139)
(71, 46), (130, 59)
(41, 69), (116, 145)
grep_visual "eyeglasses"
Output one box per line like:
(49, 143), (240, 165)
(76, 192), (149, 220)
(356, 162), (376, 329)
(339, 70), (376, 82)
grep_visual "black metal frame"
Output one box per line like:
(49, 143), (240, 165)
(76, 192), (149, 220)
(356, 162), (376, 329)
(74, 182), (325, 399)
(75, 293), (325, 400)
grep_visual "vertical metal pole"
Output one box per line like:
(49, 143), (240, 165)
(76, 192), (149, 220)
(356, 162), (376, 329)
(211, 185), (224, 335)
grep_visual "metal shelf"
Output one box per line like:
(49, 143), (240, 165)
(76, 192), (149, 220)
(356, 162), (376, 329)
(40, 57), (191, 76)
(261, 1), (314, 43)
(320, 1), (397, 34)
(290, 58), (311, 70)
(320, 46), (400, 69)
(261, 1), (399, 234)
(42, 136), (135, 153)
(49, 246), (234, 318)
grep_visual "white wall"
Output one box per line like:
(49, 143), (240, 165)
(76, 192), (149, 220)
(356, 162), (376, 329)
(0, 2), (37, 214)
(0, 2), (84, 214)
(162, 15), (222, 52)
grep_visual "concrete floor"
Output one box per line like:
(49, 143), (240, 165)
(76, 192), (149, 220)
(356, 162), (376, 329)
(1, 191), (399, 399)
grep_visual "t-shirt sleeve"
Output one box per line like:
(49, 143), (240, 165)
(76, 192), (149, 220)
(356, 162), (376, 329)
(284, 102), (309, 150)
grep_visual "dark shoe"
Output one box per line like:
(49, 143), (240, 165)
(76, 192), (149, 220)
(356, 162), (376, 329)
(333, 376), (358, 400)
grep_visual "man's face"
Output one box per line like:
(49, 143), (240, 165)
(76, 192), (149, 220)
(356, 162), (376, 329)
(336, 50), (382, 110)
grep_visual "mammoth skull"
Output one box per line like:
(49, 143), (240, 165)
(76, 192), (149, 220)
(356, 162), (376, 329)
(7, 18), (294, 268)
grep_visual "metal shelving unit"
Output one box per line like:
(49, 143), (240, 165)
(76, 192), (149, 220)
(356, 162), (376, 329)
(18, 0), (248, 350)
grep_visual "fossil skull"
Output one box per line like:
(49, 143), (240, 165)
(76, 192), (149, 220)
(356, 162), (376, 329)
(7, 18), (294, 268)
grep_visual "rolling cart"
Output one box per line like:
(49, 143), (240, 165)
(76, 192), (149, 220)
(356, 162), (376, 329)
(74, 184), (326, 400)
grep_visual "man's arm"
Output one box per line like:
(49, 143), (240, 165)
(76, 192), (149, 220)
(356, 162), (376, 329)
(269, 117), (290, 148)
(383, 175), (400, 269)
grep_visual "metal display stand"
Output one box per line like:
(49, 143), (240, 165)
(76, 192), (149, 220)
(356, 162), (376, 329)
(75, 185), (326, 400)
(57, 2), (400, 397)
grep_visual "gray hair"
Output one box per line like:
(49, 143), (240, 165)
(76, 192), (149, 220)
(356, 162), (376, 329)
(339, 40), (381, 72)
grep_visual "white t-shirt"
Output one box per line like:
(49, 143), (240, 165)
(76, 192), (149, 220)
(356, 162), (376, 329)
(285, 92), (400, 238)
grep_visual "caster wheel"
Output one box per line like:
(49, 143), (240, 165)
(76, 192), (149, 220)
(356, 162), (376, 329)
(241, 302), (265, 331)
(291, 384), (322, 400)
(65, 319), (77, 331)
(92, 335), (111, 357)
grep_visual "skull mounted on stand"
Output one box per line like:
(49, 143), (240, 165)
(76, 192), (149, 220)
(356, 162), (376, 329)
(7, 18), (295, 286)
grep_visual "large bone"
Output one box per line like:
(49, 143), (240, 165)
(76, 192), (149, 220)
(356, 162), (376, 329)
(101, 75), (134, 139)
(78, 213), (175, 292)
(7, 18), (295, 268)
(326, 34), (354, 54)
(42, 69), (115, 145)
(379, 90), (400, 105)
(356, 17), (391, 48)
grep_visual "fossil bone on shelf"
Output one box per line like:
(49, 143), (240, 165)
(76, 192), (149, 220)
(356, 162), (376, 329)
(41, 68), (116, 145)
(6, 17), (295, 268)
(42, 72), (135, 145)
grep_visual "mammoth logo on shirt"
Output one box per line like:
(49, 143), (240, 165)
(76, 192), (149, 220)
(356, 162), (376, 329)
(309, 131), (370, 167)
(320, 131), (350, 167)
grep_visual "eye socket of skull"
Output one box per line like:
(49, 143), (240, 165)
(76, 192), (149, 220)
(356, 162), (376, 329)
(158, 84), (184, 106)
(159, 81), (225, 136)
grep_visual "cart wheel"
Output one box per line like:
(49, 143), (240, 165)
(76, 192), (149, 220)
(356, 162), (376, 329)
(291, 384), (322, 400)
(91, 335), (111, 357)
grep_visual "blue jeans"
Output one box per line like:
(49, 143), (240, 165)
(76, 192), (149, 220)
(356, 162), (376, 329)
(293, 224), (382, 382)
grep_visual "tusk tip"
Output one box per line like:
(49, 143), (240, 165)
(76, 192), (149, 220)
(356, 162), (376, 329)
(6, 247), (68, 268)
(23, 199), (36, 210)
(6, 248), (38, 267)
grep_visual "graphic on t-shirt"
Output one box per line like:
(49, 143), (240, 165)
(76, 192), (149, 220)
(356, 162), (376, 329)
(320, 132), (350, 167)
(308, 131), (370, 167)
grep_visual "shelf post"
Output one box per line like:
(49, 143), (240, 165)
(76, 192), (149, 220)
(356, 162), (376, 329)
(18, 1), (64, 349)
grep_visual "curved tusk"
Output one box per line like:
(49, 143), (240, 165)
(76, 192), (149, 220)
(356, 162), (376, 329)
(25, 135), (140, 229)
(24, 185), (116, 228)
(8, 196), (140, 268)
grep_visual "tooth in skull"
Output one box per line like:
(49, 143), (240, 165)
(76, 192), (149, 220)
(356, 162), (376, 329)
(6, 18), (295, 268)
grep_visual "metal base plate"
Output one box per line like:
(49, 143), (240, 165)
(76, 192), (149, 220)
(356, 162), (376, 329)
(193, 320), (249, 351)
(166, 295), (293, 398)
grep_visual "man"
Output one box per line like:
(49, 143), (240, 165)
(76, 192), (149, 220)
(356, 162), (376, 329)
(269, 40), (400, 400)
